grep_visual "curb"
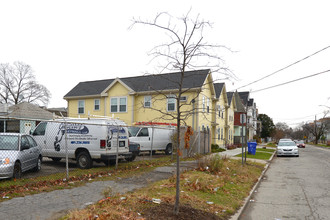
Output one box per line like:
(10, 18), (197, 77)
(230, 150), (276, 220)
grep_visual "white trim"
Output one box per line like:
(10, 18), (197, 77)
(101, 78), (134, 96)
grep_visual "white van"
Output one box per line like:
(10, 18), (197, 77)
(128, 127), (174, 155)
(31, 118), (131, 169)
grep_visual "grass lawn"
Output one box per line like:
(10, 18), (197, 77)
(235, 150), (274, 160)
(64, 156), (265, 220)
(0, 156), (178, 202)
(256, 148), (276, 153)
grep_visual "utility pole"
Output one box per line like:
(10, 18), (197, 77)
(314, 115), (317, 144)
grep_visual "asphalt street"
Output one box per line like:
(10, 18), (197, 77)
(240, 145), (330, 220)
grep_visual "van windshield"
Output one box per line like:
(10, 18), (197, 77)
(0, 135), (19, 150)
(128, 127), (140, 137)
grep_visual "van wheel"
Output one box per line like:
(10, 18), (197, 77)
(77, 151), (93, 169)
(165, 144), (172, 155)
(33, 156), (42, 172)
(125, 155), (136, 162)
(13, 162), (22, 179)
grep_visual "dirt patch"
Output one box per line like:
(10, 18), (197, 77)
(142, 203), (223, 220)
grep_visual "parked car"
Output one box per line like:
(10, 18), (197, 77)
(296, 140), (305, 148)
(0, 133), (42, 179)
(277, 141), (299, 157)
(278, 138), (292, 143)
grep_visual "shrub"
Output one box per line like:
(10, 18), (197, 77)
(226, 144), (237, 150)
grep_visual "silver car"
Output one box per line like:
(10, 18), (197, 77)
(0, 133), (42, 179)
(277, 141), (299, 157)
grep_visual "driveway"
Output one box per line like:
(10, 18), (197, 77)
(240, 145), (330, 219)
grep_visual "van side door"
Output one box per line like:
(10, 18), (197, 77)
(136, 128), (151, 151)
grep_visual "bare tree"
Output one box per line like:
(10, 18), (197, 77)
(0, 61), (51, 106)
(303, 112), (330, 144)
(130, 11), (233, 214)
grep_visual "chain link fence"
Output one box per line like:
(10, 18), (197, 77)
(0, 116), (210, 186)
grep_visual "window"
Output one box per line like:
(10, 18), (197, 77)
(94, 99), (100, 111)
(21, 136), (29, 149)
(218, 105), (221, 117)
(119, 97), (126, 112)
(202, 96), (205, 112)
(144, 96), (151, 108)
(32, 122), (47, 136)
(207, 98), (210, 113)
(180, 96), (187, 102)
(221, 128), (223, 140)
(167, 95), (176, 112)
(110, 97), (127, 113)
(138, 128), (149, 137)
(217, 127), (220, 140)
(26, 136), (37, 148)
(78, 100), (85, 114)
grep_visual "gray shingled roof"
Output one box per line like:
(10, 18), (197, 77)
(213, 83), (225, 99)
(227, 92), (234, 105)
(7, 102), (54, 120)
(238, 92), (249, 106)
(64, 69), (210, 98)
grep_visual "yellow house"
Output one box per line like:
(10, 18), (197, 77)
(226, 92), (237, 145)
(213, 83), (228, 147)
(63, 69), (217, 133)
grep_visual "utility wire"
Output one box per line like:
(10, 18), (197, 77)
(251, 69), (330, 93)
(235, 45), (330, 90)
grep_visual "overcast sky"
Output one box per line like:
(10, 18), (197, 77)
(1, 0), (329, 128)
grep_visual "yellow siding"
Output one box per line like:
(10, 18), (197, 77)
(198, 75), (215, 141)
(134, 92), (195, 126)
(105, 82), (131, 124)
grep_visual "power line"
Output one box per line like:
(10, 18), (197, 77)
(234, 45), (330, 91)
(251, 69), (330, 93)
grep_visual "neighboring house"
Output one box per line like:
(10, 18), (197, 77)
(213, 83), (228, 147)
(226, 92), (237, 145)
(233, 91), (247, 144)
(64, 69), (217, 134)
(46, 107), (67, 117)
(237, 92), (258, 141)
(0, 102), (54, 134)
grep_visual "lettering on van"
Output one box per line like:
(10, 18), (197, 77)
(54, 123), (90, 151)
(106, 126), (127, 148)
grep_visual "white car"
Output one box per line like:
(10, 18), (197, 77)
(277, 141), (299, 157)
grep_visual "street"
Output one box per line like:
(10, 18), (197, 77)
(240, 145), (330, 220)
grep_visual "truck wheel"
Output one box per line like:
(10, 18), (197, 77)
(165, 144), (172, 155)
(76, 151), (93, 169)
(13, 162), (22, 179)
